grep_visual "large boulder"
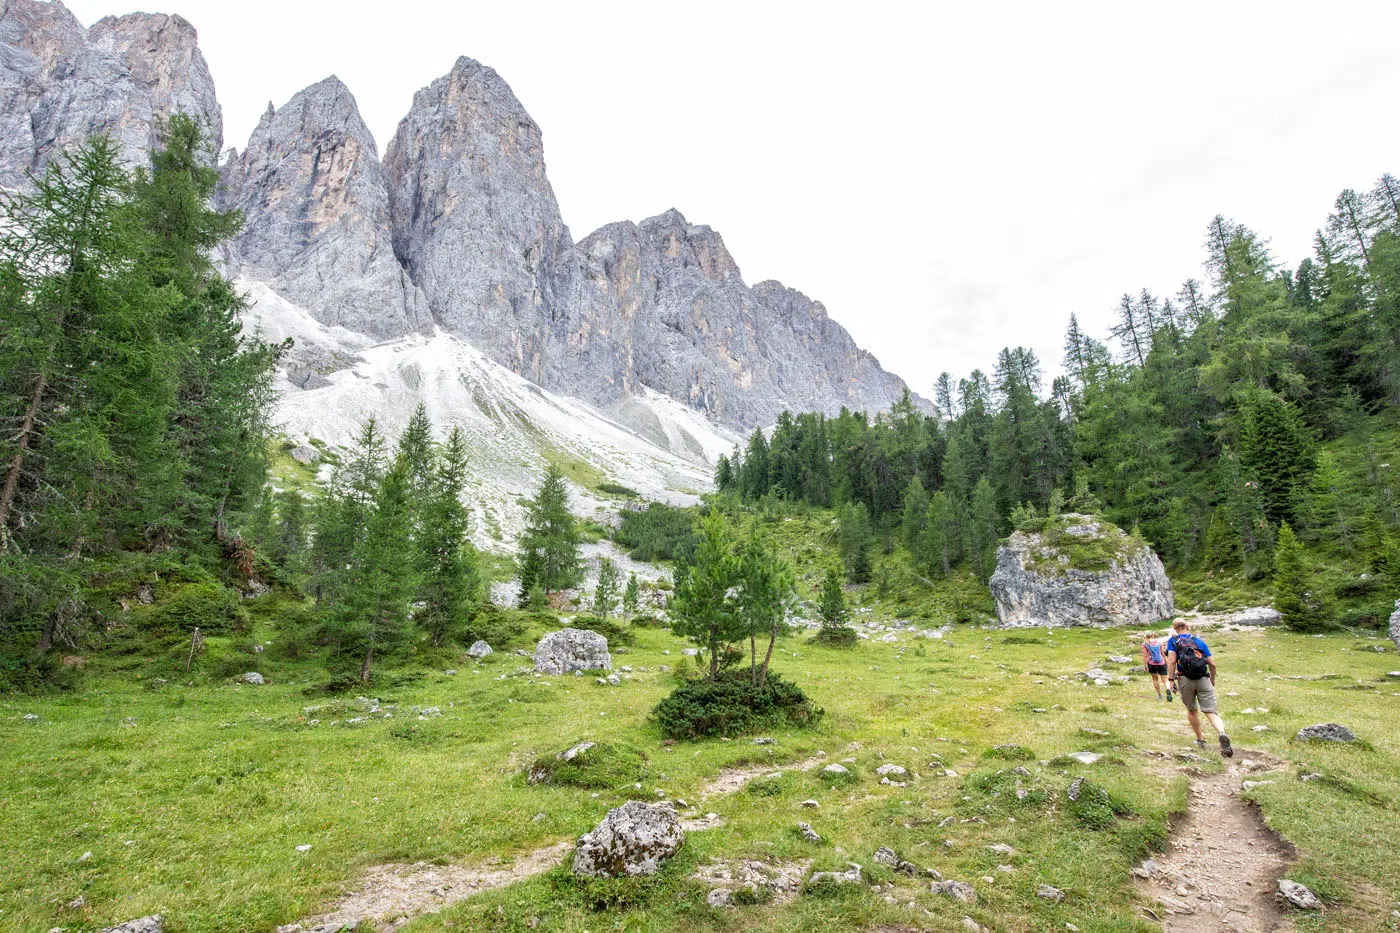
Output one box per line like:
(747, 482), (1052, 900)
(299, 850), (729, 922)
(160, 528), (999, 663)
(1388, 599), (1400, 648)
(989, 514), (1174, 628)
(572, 801), (684, 877)
(534, 628), (611, 675)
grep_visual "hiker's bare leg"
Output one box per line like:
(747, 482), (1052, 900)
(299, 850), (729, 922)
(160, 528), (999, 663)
(1150, 672), (1162, 696)
(1186, 708), (1205, 741)
(1204, 712), (1225, 735)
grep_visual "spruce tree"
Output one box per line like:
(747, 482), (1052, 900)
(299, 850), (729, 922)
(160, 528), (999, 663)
(970, 477), (1000, 581)
(818, 567), (848, 628)
(838, 501), (873, 584)
(592, 556), (621, 616)
(670, 512), (745, 680)
(518, 464), (581, 593)
(622, 573), (640, 618)
(901, 475), (930, 554)
(417, 426), (480, 646)
(1273, 522), (1332, 632)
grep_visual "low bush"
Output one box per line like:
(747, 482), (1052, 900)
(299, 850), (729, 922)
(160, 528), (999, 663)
(147, 582), (248, 634)
(571, 614), (636, 647)
(811, 626), (857, 646)
(596, 482), (639, 498)
(1066, 777), (1135, 830)
(653, 670), (824, 740)
(527, 741), (648, 788)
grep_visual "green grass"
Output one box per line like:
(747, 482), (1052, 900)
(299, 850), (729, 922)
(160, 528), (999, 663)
(5, 615), (1400, 931)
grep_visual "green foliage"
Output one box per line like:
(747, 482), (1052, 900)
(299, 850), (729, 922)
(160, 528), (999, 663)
(652, 670), (824, 740)
(570, 614), (636, 647)
(615, 502), (696, 562)
(622, 573), (640, 618)
(591, 557), (621, 616)
(1066, 778), (1135, 830)
(147, 582), (248, 634)
(1274, 523), (1336, 632)
(595, 482), (638, 498)
(837, 501), (873, 583)
(518, 464), (582, 593)
(817, 567), (848, 627)
(527, 742), (648, 788)
(416, 426), (482, 648)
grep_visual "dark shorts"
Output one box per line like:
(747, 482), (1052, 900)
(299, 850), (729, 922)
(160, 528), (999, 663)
(1147, 663), (1168, 675)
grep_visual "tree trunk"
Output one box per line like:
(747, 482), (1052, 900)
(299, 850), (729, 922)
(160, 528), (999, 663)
(757, 618), (779, 689)
(360, 643), (374, 683)
(749, 630), (757, 685)
(0, 372), (46, 551)
(708, 626), (718, 680)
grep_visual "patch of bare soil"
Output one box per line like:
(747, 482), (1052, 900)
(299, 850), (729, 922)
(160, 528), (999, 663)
(1134, 752), (1297, 933)
(698, 755), (826, 798)
(276, 840), (571, 933)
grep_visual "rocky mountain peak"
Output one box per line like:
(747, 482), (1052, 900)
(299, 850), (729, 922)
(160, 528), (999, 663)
(638, 209), (741, 283)
(0, 0), (220, 186)
(219, 74), (429, 340)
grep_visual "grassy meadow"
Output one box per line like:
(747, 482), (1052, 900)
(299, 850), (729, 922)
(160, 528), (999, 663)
(4, 611), (1399, 932)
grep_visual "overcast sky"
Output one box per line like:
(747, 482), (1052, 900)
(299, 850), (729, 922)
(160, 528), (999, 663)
(67, 0), (1400, 396)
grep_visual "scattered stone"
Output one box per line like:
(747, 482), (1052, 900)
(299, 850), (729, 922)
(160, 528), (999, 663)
(808, 863), (862, 886)
(961, 917), (986, 932)
(606, 674), (621, 686)
(1388, 598), (1400, 649)
(821, 764), (850, 776)
(751, 737), (775, 745)
(1080, 727), (1110, 737)
(467, 640), (492, 659)
(534, 628), (611, 675)
(706, 888), (733, 908)
(1037, 883), (1066, 903)
(986, 843), (1015, 858)
(572, 801), (684, 877)
(66, 895), (86, 910)
(418, 707), (441, 718)
(1252, 725), (1271, 732)
(295, 844), (312, 852)
(801, 799), (820, 809)
(797, 822), (822, 843)
(98, 919), (163, 933)
(681, 648), (699, 657)
(1066, 751), (1101, 765)
(237, 672), (265, 685)
(444, 669), (457, 676)
(931, 880), (977, 903)
(22, 713), (39, 722)
(1295, 723), (1357, 743)
(1067, 777), (1086, 802)
(875, 763), (908, 777)
(1278, 879), (1321, 910)
(1106, 655), (1132, 664)
(1242, 781), (1275, 791)
(873, 846), (918, 875)
(1300, 773), (1323, 782)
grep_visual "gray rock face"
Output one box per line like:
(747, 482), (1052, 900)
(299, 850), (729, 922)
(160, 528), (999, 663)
(989, 515), (1174, 628)
(1295, 723), (1357, 743)
(219, 77), (428, 338)
(534, 628), (611, 675)
(0, 1), (219, 188)
(572, 801), (683, 877)
(1389, 599), (1400, 648)
(238, 671), (265, 685)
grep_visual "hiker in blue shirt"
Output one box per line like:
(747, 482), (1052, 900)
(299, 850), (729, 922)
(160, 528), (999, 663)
(1166, 618), (1233, 757)
(1141, 632), (1169, 701)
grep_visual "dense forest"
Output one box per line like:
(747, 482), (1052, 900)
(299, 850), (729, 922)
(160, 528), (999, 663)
(717, 175), (1400, 626)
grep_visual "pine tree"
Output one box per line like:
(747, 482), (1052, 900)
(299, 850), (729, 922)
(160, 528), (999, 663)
(417, 426), (480, 647)
(737, 525), (794, 686)
(1303, 449), (1354, 554)
(901, 474), (930, 554)
(923, 491), (961, 577)
(396, 403), (437, 506)
(1240, 392), (1315, 527)
(838, 501), (873, 583)
(518, 464), (581, 593)
(622, 573), (640, 618)
(970, 477), (999, 581)
(670, 512), (745, 680)
(592, 556), (621, 616)
(272, 490), (309, 573)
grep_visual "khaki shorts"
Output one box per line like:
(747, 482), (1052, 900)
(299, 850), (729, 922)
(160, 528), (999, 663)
(1178, 676), (1217, 713)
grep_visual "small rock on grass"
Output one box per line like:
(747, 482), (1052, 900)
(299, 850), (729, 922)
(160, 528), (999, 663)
(931, 880), (977, 903)
(1278, 879), (1321, 909)
(808, 863), (862, 886)
(800, 799), (820, 809)
(797, 822), (822, 842)
(707, 888), (733, 908)
(238, 672), (265, 685)
(1036, 883), (1066, 903)
(961, 917), (988, 932)
(1295, 723), (1357, 743)
(99, 918), (163, 933)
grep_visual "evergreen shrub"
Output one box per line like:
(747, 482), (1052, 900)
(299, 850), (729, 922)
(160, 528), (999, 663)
(653, 671), (823, 740)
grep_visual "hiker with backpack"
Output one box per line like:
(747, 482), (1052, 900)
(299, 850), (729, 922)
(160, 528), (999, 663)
(1142, 632), (1169, 700)
(1166, 618), (1233, 757)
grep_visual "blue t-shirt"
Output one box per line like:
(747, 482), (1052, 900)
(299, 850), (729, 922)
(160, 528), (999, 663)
(1168, 634), (1211, 674)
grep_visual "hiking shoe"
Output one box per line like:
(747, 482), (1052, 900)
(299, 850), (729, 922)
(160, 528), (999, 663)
(1196, 738), (1207, 750)
(1166, 689), (1174, 703)
(1219, 734), (1234, 758)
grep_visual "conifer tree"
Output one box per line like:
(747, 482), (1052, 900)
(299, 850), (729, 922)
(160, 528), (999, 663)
(923, 491), (961, 576)
(838, 501), (874, 583)
(622, 573), (640, 618)
(670, 512), (745, 680)
(818, 566), (848, 628)
(592, 556), (621, 616)
(417, 426), (480, 647)
(518, 464), (581, 593)
(901, 475), (930, 554)
(272, 490), (309, 573)
(1274, 522), (1332, 632)
(970, 477), (1000, 580)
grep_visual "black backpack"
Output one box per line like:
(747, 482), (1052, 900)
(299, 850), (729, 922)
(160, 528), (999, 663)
(1173, 636), (1210, 680)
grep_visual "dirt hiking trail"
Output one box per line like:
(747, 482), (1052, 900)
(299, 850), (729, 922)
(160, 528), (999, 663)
(1135, 751), (1297, 933)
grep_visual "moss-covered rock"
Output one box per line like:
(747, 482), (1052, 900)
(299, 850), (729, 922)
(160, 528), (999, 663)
(989, 513), (1173, 629)
(527, 741), (647, 788)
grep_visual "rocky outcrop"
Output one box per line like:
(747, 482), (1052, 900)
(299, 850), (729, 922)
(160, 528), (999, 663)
(533, 628), (611, 675)
(219, 77), (428, 338)
(0, 1), (219, 187)
(989, 514), (1174, 628)
(572, 801), (683, 877)
(1388, 599), (1400, 648)
(1294, 723), (1357, 743)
